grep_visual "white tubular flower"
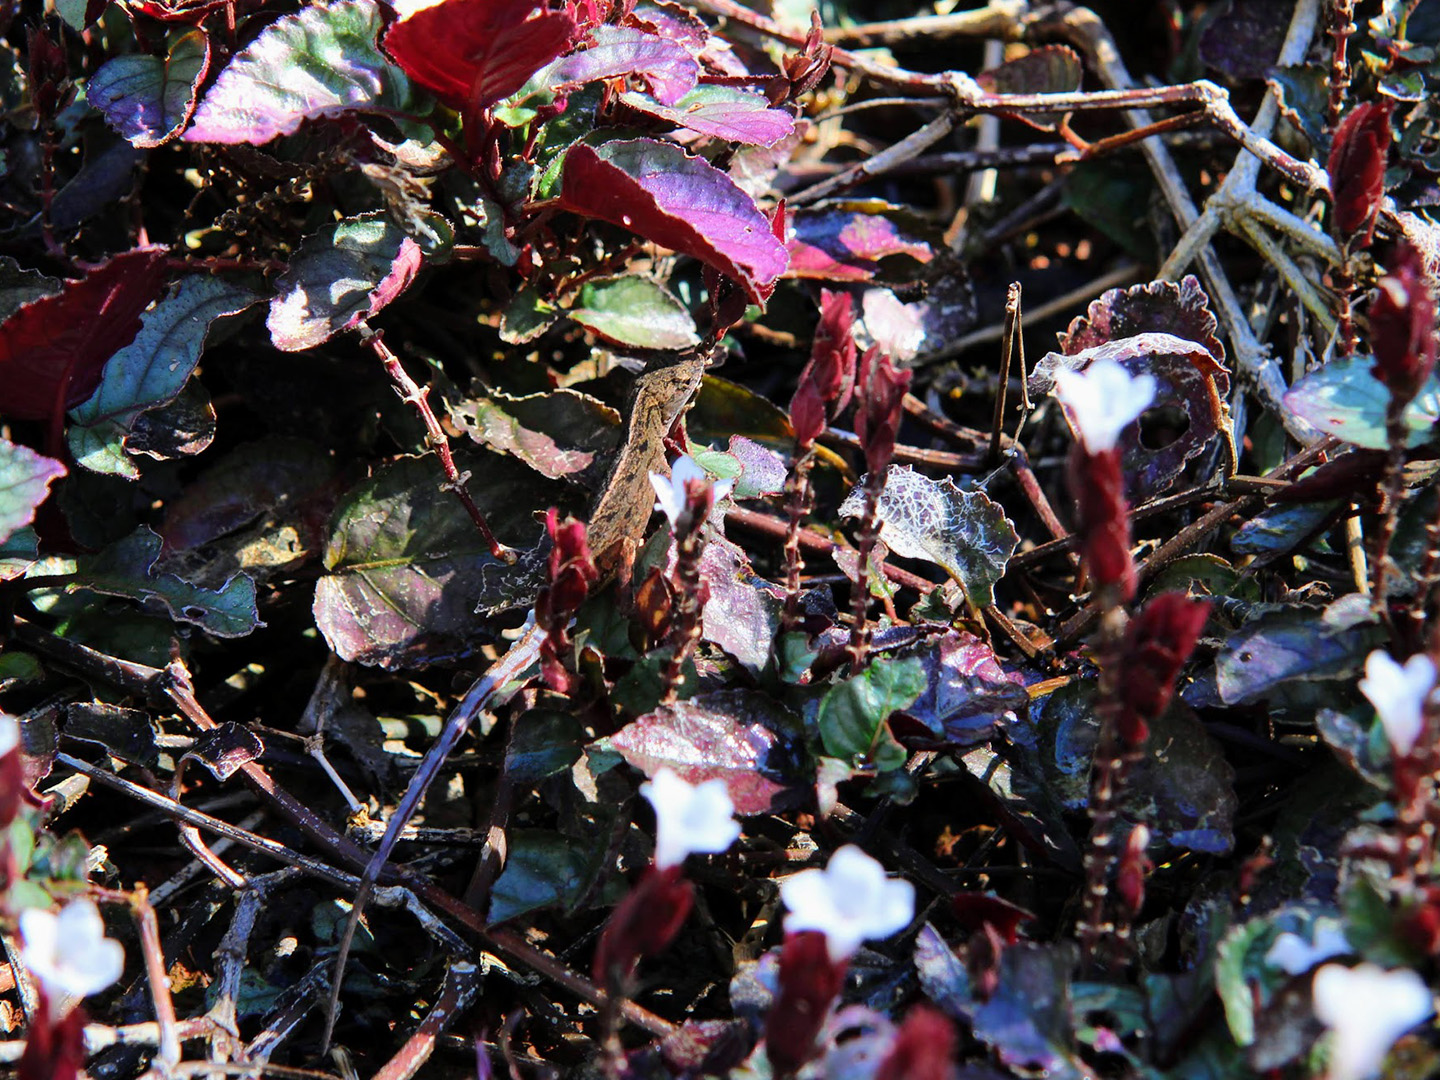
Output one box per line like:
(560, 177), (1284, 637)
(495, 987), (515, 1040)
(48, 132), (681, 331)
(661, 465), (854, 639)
(641, 767), (741, 871)
(780, 846), (915, 962)
(1264, 922), (1352, 975)
(1052, 358), (1157, 454)
(0, 712), (18, 755)
(20, 900), (125, 1014)
(1313, 963), (1433, 1080)
(649, 455), (735, 529)
(1359, 650), (1437, 756)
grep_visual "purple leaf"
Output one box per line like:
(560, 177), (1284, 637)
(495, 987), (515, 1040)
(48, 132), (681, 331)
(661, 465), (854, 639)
(559, 138), (788, 303)
(897, 631), (1030, 748)
(606, 690), (805, 814)
(786, 203), (936, 282)
(697, 535), (783, 674)
(89, 29), (210, 148)
(186, 0), (412, 145)
(619, 85), (795, 146)
(0, 439), (66, 544)
(544, 25), (697, 106)
(268, 215), (422, 351)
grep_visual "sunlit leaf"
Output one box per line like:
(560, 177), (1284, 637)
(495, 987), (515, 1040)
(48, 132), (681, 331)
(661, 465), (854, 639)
(449, 388), (620, 481)
(570, 275), (699, 350)
(1283, 354), (1440, 449)
(89, 29), (210, 147)
(0, 441), (66, 544)
(618, 84), (796, 146)
(543, 25), (696, 106)
(814, 655), (925, 772)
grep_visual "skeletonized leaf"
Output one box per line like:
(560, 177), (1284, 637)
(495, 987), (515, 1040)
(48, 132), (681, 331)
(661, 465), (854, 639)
(839, 466), (1018, 607)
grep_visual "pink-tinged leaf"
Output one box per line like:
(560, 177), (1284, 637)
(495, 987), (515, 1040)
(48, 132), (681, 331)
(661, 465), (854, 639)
(893, 631), (1029, 748)
(382, 0), (577, 109)
(268, 216), (423, 351)
(559, 138), (788, 303)
(786, 202), (935, 281)
(185, 0), (412, 145)
(698, 535), (784, 674)
(606, 690), (805, 814)
(0, 440), (66, 544)
(0, 246), (169, 423)
(89, 29), (210, 148)
(627, 2), (709, 53)
(545, 25), (697, 106)
(619, 84), (795, 146)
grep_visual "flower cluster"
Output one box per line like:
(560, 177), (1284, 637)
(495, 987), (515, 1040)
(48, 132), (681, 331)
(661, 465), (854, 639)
(1114, 592), (1212, 745)
(650, 455), (734, 532)
(1327, 101), (1392, 246)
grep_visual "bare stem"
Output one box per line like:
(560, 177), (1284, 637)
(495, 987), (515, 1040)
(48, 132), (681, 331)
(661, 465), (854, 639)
(781, 448), (817, 632)
(846, 470), (887, 674)
(1371, 411), (1409, 618)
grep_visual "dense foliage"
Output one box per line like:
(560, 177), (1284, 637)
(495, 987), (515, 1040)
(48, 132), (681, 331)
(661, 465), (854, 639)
(2, 0), (1440, 1077)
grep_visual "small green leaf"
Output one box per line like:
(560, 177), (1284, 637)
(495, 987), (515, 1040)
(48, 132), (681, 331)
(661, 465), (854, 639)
(69, 276), (258, 479)
(571, 276), (698, 349)
(488, 830), (616, 925)
(814, 655), (925, 770)
(499, 286), (559, 344)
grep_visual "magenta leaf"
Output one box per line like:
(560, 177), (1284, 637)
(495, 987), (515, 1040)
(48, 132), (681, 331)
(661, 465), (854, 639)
(0, 246), (169, 422)
(89, 29), (210, 148)
(382, 0), (577, 110)
(619, 84), (796, 146)
(268, 215), (423, 351)
(0, 439), (66, 544)
(544, 25), (697, 106)
(186, 0), (412, 145)
(605, 690), (805, 814)
(559, 138), (788, 303)
(786, 202), (936, 282)
(895, 631), (1029, 748)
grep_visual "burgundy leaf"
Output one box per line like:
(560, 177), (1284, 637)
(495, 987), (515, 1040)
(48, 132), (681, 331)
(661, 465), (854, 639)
(1369, 241), (1438, 404)
(606, 690), (804, 814)
(545, 25), (697, 106)
(382, 0), (578, 110)
(0, 247), (168, 424)
(1328, 101), (1392, 243)
(559, 138), (788, 303)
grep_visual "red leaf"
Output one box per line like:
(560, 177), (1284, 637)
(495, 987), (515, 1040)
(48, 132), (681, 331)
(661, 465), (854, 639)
(1370, 241), (1439, 404)
(381, 0), (578, 110)
(0, 247), (169, 425)
(559, 138), (788, 303)
(1327, 101), (1392, 243)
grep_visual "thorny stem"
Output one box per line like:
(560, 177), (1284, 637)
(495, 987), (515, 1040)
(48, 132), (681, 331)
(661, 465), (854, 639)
(1326, 0), (1357, 132)
(1404, 494), (1440, 647)
(1372, 411), (1409, 619)
(360, 323), (516, 563)
(781, 449), (817, 632)
(846, 468), (887, 674)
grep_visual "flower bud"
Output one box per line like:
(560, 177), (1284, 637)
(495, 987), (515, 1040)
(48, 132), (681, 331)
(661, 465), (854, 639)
(1369, 242), (1438, 406)
(765, 931), (847, 1075)
(1328, 102), (1392, 244)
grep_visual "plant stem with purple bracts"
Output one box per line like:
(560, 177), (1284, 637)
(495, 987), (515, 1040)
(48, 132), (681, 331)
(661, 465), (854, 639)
(660, 496), (711, 706)
(781, 449), (817, 632)
(1326, 0), (1356, 131)
(360, 323), (515, 563)
(846, 468), (887, 675)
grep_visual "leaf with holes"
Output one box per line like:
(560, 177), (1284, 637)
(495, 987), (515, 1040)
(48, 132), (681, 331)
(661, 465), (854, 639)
(570, 276), (699, 350)
(69, 276), (259, 479)
(268, 215), (424, 351)
(449, 388), (620, 482)
(383, 0), (576, 110)
(0, 440), (65, 544)
(619, 84), (796, 146)
(604, 690), (804, 814)
(0, 247), (169, 422)
(696, 535), (784, 674)
(89, 29), (210, 147)
(71, 527), (261, 637)
(186, 0), (412, 145)
(558, 138), (787, 303)
(838, 466), (1018, 607)
(1283, 354), (1440, 449)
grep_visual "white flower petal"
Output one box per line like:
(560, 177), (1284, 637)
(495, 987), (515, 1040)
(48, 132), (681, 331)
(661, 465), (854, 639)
(0, 712), (18, 756)
(641, 767), (740, 870)
(1052, 359), (1157, 454)
(1313, 963), (1433, 1080)
(20, 900), (125, 1007)
(649, 455), (726, 530)
(1359, 650), (1436, 756)
(780, 846), (915, 961)
(1265, 923), (1351, 976)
